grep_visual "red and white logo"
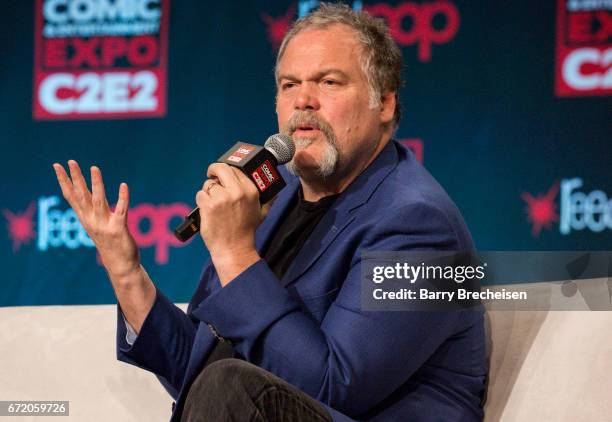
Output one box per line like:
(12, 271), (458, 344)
(522, 178), (612, 236)
(33, 0), (170, 120)
(251, 160), (279, 192)
(555, 0), (612, 97)
(228, 144), (256, 163)
(252, 171), (266, 190)
(237, 145), (254, 155)
(261, 163), (275, 182)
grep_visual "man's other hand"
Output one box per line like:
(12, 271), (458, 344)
(53, 160), (155, 333)
(53, 160), (141, 283)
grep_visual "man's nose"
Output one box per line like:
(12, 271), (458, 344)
(294, 83), (320, 111)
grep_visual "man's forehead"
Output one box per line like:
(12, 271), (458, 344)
(287, 24), (361, 51)
(278, 25), (363, 73)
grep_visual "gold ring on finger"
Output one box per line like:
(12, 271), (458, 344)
(206, 182), (218, 194)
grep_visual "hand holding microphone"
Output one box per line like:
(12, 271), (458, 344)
(185, 134), (294, 286)
(174, 134), (295, 242)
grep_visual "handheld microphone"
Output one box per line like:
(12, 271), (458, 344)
(174, 134), (295, 242)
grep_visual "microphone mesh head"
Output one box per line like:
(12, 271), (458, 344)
(264, 134), (295, 165)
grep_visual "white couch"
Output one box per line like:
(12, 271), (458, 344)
(2, 294), (611, 421)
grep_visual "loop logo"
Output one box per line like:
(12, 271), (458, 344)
(127, 202), (191, 263)
(364, 1), (460, 62)
(3, 196), (192, 265)
(263, 1), (460, 62)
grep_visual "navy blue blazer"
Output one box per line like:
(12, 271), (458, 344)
(117, 140), (488, 421)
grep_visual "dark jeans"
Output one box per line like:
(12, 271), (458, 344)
(181, 344), (333, 422)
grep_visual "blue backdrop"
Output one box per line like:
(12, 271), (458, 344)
(1, 0), (610, 306)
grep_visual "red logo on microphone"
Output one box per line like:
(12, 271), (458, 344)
(252, 160), (279, 192)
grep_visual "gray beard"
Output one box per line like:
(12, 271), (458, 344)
(285, 137), (339, 179)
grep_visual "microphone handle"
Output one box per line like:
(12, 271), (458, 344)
(174, 207), (201, 242)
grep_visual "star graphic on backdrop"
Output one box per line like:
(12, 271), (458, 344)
(3, 202), (36, 252)
(521, 182), (559, 237)
(261, 5), (296, 51)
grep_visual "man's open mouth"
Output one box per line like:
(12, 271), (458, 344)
(294, 124), (320, 133)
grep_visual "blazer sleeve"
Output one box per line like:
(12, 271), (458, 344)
(116, 286), (198, 398)
(192, 202), (470, 417)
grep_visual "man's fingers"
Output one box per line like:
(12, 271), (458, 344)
(91, 166), (110, 217)
(231, 167), (260, 198)
(53, 163), (77, 206)
(113, 182), (130, 222)
(202, 179), (218, 197)
(68, 160), (92, 207)
(206, 163), (240, 191)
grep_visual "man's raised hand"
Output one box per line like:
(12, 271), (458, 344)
(53, 160), (156, 332)
(52, 160), (140, 284)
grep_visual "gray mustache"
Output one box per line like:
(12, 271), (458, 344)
(287, 112), (332, 135)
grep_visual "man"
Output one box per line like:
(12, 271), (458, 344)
(53, 4), (487, 421)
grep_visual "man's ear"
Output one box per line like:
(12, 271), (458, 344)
(379, 91), (396, 124)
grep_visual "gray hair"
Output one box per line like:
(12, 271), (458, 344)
(275, 3), (403, 127)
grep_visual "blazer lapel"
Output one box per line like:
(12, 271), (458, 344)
(281, 141), (400, 287)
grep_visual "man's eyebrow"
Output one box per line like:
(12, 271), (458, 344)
(277, 69), (350, 82)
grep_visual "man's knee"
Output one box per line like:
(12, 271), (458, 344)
(182, 359), (265, 421)
(183, 359), (332, 422)
(191, 358), (269, 398)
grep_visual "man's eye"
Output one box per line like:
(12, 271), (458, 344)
(323, 80), (337, 86)
(282, 82), (296, 90)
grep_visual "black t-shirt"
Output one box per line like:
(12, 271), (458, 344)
(203, 187), (339, 363)
(263, 187), (339, 278)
